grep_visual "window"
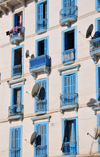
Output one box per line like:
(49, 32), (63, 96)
(96, 0), (100, 11)
(9, 126), (22, 157)
(61, 71), (77, 107)
(35, 78), (48, 114)
(62, 118), (78, 155)
(11, 45), (24, 79)
(62, 27), (77, 65)
(10, 85), (23, 115)
(97, 113), (100, 153)
(36, 0), (48, 34)
(14, 12), (23, 27)
(96, 65), (100, 101)
(34, 122), (48, 157)
(36, 37), (48, 57)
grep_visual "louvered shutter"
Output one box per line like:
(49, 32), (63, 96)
(98, 67), (100, 101)
(44, 38), (47, 55)
(16, 88), (22, 113)
(14, 14), (18, 27)
(64, 32), (67, 51)
(14, 50), (17, 66)
(21, 11), (23, 34)
(16, 128), (21, 157)
(10, 128), (16, 157)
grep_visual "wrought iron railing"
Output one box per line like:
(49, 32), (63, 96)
(12, 64), (22, 76)
(63, 49), (75, 62)
(36, 18), (47, 33)
(10, 148), (21, 157)
(10, 26), (25, 39)
(63, 142), (76, 155)
(36, 100), (47, 113)
(59, 6), (77, 23)
(8, 104), (23, 117)
(29, 55), (50, 69)
(60, 93), (78, 107)
(36, 145), (47, 157)
(90, 37), (100, 53)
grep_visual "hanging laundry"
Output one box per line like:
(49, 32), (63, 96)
(9, 28), (13, 33)
(14, 26), (18, 32)
(6, 31), (9, 35)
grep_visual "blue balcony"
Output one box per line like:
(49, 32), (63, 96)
(36, 19), (47, 35)
(10, 26), (25, 45)
(29, 55), (51, 79)
(90, 37), (100, 63)
(35, 100), (47, 115)
(63, 142), (76, 156)
(8, 104), (23, 122)
(35, 145), (47, 157)
(60, 93), (78, 113)
(10, 148), (21, 157)
(63, 49), (75, 65)
(59, 6), (77, 26)
(12, 65), (22, 78)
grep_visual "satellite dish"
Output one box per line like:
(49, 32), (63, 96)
(32, 83), (40, 97)
(31, 54), (34, 58)
(86, 24), (93, 38)
(95, 126), (100, 140)
(25, 50), (29, 58)
(30, 132), (37, 145)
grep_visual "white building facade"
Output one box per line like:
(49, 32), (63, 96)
(0, 0), (100, 156)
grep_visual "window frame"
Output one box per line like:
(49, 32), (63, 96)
(34, 78), (49, 113)
(11, 84), (23, 107)
(9, 125), (22, 157)
(97, 113), (100, 153)
(35, 0), (49, 33)
(34, 121), (48, 157)
(11, 44), (24, 79)
(35, 36), (49, 57)
(96, 64), (100, 102)
(62, 117), (78, 156)
(95, 0), (100, 11)
(61, 26), (77, 65)
(62, 70), (77, 96)
(61, 0), (77, 9)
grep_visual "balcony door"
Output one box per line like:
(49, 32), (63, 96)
(64, 74), (75, 105)
(13, 88), (22, 113)
(63, 0), (75, 15)
(64, 120), (76, 155)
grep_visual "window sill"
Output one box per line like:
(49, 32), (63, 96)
(12, 74), (22, 79)
(35, 111), (46, 116)
(63, 60), (75, 66)
(60, 104), (78, 113)
(8, 114), (23, 123)
(63, 155), (76, 157)
(36, 28), (47, 35)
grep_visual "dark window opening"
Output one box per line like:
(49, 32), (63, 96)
(38, 40), (44, 56)
(14, 48), (22, 66)
(64, 31), (74, 50)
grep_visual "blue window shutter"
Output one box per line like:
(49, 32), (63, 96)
(16, 128), (21, 157)
(38, 4), (41, 21)
(21, 11), (23, 27)
(14, 50), (17, 66)
(10, 128), (16, 157)
(16, 88), (22, 113)
(97, 114), (100, 153)
(64, 33), (67, 51)
(44, 39), (47, 55)
(45, 3), (47, 18)
(38, 42), (41, 56)
(98, 67), (100, 101)
(14, 14), (18, 27)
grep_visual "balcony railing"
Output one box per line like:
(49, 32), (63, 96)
(60, 93), (78, 107)
(8, 104), (23, 117)
(63, 49), (75, 63)
(36, 99), (47, 113)
(10, 148), (21, 157)
(30, 55), (50, 69)
(10, 26), (25, 44)
(90, 37), (100, 54)
(36, 145), (47, 157)
(12, 65), (22, 76)
(59, 6), (77, 25)
(36, 18), (47, 34)
(63, 142), (76, 155)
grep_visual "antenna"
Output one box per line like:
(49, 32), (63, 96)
(86, 24), (93, 39)
(31, 83), (40, 98)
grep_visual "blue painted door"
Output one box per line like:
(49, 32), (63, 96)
(97, 114), (100, 153)
(21, 11), (23, 34)
(36, 124), (47, 156)
(14, 50), (17, 66)
(36, 81), (47, 112)
(16, 88), (22, 113)
(63, 0), (75, 15)
(10, 128), (21, 157)
(98, 67), (100, 101)
(64, 74), (75, 105)
(38, 4), (43, 30)
(64, 120), (76, 155)
(44, 38), (47, 55)
(14, 14), (18, 27)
